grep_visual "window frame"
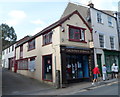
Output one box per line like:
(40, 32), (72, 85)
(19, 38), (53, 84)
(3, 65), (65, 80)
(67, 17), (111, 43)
(68, 25), (86, 43)
(20, 45), (23, 58)
(28, 39), (35, 51)
(12, 45), (14, 51)
(108, 16), (113, 27)
(99, 34), (104, 48)
(17, 58), (28, 70)
(28, 57), (36, 71)
(97, 12), (103, 24)
(110, 36), (114, 49)
(43, 31), (53, 46)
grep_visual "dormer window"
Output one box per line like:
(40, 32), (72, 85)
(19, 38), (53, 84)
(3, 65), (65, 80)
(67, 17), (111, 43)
(68, 25), (86, 42)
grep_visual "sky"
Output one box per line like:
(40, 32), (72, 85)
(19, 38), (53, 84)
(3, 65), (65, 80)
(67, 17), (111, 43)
(0, 0), (119, 40)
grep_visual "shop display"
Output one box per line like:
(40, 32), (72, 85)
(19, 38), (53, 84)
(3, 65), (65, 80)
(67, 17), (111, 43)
(66, 55), (89, 80)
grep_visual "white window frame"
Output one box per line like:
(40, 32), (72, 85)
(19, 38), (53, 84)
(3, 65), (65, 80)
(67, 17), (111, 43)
(108, 16), (113, 27)
(28, 58), (36, 72)
(99, 34), (104, 48)
(97, 12), (103, 24)
(110, 36), (114, 49)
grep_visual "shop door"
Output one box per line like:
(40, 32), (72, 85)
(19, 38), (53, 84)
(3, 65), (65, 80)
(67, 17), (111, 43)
(97, 54), (102, 75)
(42, 55), (52, 81)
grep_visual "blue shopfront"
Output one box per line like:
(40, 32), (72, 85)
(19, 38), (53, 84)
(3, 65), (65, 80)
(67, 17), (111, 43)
(60, 46), (94, 85)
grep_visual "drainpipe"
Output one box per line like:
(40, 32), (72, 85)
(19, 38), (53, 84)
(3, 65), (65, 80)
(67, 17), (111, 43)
(52, 44), (60, 89)
(14, 46), (17, 73)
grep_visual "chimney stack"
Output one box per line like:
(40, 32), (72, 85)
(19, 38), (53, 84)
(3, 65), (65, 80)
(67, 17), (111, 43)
(87, 1), (94, 8)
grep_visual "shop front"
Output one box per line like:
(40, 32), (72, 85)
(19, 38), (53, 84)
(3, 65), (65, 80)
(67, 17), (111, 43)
(60, 46), (94, 85)
(104, 50), (120, 73)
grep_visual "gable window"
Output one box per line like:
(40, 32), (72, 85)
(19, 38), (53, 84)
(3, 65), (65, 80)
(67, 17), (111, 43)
(108, 16), (113, 27)
(20, 45), (23, 58)
(28, 39), (35, 51)
(69, 25), (86, 42)
(43, 31), (52, 45)
(97, 12), (103, 23)
(99, 34), (104, 48)
(110, 36), (114, 49)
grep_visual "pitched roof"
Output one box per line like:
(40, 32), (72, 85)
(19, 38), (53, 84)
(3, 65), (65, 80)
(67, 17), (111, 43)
(16, 10), (92, 48)
(61, 2), (116, 26)
(61, 2), (88, 21)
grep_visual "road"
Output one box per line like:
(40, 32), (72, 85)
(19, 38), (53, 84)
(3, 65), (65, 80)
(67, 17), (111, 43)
(70, 81), (119, 95)
(2, 68), (54, 95)
(2, 68), (119, 96)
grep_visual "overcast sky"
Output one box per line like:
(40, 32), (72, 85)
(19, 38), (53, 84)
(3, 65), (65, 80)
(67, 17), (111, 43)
(0, 0), (119, 40)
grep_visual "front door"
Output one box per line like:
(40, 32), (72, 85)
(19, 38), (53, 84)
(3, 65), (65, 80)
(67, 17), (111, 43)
(42, 55), (52, 81)
(97, 54), (102, 75)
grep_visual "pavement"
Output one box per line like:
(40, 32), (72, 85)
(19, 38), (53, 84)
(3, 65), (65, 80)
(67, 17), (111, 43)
(2, 68), (119, 95)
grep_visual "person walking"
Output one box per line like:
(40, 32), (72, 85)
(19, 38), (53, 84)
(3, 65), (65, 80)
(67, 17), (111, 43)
(92, 65), (101, 85)
(114, 64), (119, 78)
(102, 64), (108, 81)
(111, 63), (115, 79)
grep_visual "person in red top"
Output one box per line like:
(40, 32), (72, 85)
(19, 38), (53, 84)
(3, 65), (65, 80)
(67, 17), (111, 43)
(92, 65), (101, 85)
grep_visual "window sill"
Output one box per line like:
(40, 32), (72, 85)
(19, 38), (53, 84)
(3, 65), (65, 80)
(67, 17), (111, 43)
(69, 39), (87, 43)
(108, 25), (114, 28)
(42, 42), (52, 46)
(97, 22), (104, 25)
(17, 69), (28, 70)
(28, 48), (35, 51)
(42, 79), (53, 82)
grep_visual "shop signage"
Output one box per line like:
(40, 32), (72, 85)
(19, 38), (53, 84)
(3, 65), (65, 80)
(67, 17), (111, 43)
(61, 48), (90, 54)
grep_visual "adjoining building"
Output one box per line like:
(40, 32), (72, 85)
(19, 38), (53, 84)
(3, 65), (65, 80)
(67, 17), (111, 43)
(2, 36), (30, 70)
(61, 2), (120, 74)
(14, 10), (94, 87)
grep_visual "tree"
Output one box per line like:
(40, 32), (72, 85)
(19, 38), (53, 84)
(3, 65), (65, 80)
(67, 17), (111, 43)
(0, 23), (17, 50)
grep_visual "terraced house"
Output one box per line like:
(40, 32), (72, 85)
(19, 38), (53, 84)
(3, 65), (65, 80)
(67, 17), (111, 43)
(61, 2), (120, 75)
(14, 10), (94, 87)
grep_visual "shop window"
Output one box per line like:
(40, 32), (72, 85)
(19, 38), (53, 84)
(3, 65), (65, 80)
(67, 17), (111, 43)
(17, 59), (28, 70)
(42, 55), (52, 81)
(66, 54), (89, 80)
(28, 57), (36, 72)
(69, 25), (86, 42)
(20, 45), (23, 58)
(28, 39), (35, 51)
(43, 31), (52, 45)
(99, 34), (104, 48)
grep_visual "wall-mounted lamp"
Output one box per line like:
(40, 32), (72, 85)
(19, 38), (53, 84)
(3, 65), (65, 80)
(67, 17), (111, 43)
(61, 26), (65, 32)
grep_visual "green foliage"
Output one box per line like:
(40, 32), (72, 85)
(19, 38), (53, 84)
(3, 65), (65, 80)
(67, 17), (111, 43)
(0, 23), (17, 49)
